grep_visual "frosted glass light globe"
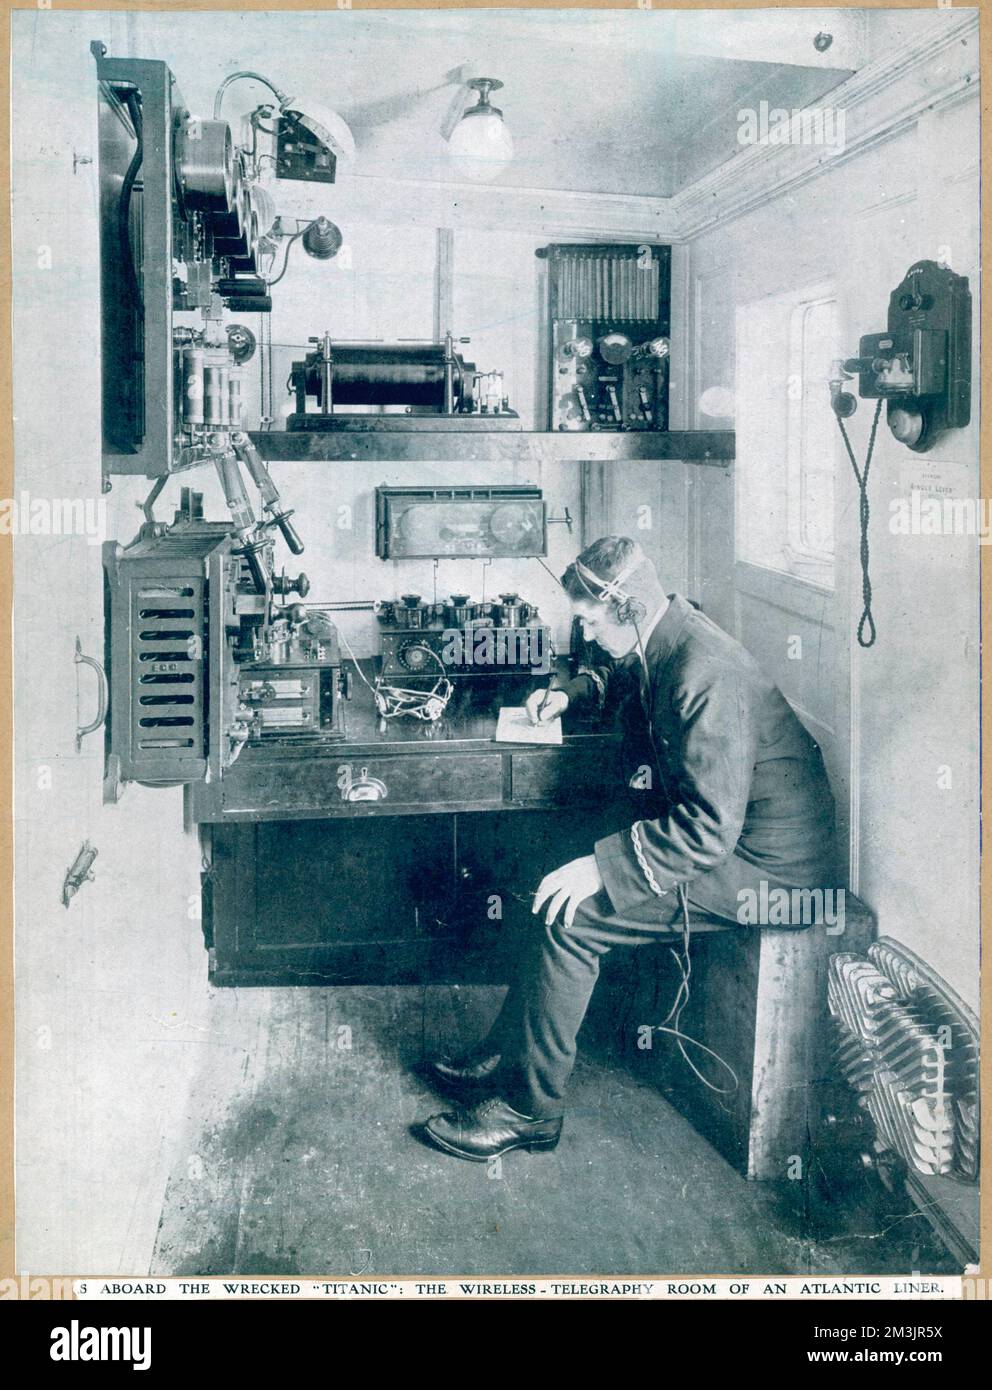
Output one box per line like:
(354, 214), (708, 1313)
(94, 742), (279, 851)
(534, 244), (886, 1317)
(447, 109), (514, 183)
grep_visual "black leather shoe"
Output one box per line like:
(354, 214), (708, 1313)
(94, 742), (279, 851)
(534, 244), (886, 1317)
(419, 1096), (562, 1162)
(422, 1050), (503, 1098)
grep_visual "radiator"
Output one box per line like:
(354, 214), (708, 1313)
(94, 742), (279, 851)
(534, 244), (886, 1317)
(827, 937), (979, 1182)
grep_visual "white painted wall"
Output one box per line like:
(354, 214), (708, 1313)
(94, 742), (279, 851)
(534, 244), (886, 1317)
(227, 213), (586, 656)
(12, 10), (208, 1274)
(687, 94), (981, 1009)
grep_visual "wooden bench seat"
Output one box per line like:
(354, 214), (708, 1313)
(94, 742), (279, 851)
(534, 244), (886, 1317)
(588, 894), (877, 1180)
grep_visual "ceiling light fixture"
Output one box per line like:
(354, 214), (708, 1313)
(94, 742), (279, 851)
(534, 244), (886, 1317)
(446, 77), (514, 184)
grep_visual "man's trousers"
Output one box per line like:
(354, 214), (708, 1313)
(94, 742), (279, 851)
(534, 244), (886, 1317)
(481, 887), (740, 1119)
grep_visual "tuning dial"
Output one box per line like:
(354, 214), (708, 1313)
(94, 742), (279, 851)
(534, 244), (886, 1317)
(398, 640), (435, 673)
(562, 336), (593, 360)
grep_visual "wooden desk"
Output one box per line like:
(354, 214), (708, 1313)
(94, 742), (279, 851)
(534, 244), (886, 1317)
(188, 659), (853, 1184)
(189, 663), (628, 985)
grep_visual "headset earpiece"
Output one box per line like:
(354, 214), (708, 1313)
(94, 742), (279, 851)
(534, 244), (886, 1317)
(616, 595), (647, 626)
(573, 552), (650, 626)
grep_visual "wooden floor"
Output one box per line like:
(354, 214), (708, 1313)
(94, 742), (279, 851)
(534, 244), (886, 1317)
(151, 985), (955, 1278)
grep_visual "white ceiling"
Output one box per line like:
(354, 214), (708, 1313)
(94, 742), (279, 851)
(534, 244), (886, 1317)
(121, 8), (933, 198)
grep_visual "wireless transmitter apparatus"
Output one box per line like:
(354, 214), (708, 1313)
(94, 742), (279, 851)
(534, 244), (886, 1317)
(92, 45), (351, 798)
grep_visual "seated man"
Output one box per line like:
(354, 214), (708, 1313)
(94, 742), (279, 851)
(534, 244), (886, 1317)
(417, 536), (838, 1162)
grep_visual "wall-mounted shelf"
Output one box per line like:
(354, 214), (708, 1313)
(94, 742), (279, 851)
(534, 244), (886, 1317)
(248, 429), (734, 466)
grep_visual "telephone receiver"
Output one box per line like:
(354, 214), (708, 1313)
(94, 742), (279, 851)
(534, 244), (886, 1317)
(829, 259), (971, 452)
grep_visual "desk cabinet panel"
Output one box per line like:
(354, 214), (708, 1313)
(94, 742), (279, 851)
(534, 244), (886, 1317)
(217, 751), (505, 818)
(204, 806), (624, 986)
(510, 747), (620, 805)
(206, 817), (460, 985)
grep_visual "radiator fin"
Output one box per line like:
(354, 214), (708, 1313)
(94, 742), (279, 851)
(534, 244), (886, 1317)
(828, 938), (978, 1182)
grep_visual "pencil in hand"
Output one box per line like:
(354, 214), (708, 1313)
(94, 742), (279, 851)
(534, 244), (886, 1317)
(533, 676), (559, 724)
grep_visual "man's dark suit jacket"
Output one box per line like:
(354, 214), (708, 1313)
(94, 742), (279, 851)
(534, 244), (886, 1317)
(560, 593), (838, 921)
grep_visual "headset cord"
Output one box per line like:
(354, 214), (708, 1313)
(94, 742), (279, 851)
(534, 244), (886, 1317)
(337, 623), (451, 721)
(631, 618), (739, 1098)
(835, 397), (883, 649)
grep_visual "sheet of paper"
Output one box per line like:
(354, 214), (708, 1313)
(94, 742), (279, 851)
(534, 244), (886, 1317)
(495, 706), (563, 746)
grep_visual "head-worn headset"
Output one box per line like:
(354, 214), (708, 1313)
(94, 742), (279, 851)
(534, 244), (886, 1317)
(572, 550), (648, 626)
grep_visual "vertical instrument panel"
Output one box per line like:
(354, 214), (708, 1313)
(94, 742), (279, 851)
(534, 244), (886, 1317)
(103, 522), (230, 788)
(96, 55), (174, 466)
(94, 46), (271, 479)
(540, 243), (672, 432)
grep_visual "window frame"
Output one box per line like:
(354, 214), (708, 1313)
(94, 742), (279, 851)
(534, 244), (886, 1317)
(734, 279), (837, 591)
(784, 286), (838, 584)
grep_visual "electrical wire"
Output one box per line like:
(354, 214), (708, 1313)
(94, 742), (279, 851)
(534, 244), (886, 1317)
(535, 556), (563, 587)
(264, 218), (319, 289)
(266, 311), (274, 431)
(257, 311), (268, 429)
(119, 90), (144, 324)
(835, 397), (884, 648)
(265, 227), (307, 288)
(213, 71), (286, 121)
(337, 624), (453, 723)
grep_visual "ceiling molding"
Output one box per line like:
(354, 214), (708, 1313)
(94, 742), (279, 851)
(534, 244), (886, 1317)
(273, 171), (681, 242)
(671, 10), (979, 241)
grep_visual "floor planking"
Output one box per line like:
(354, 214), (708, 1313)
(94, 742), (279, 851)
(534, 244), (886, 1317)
(151, 984), (956, 1278)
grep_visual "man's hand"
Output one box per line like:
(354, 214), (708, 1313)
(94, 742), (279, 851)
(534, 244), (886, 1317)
(533, 855), (604, 929)
(524, 687), (569, 726)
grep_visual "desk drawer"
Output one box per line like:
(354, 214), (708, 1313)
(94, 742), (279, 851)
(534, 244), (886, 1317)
(220, 751), (504, 816)
(510, 747), (616, 804)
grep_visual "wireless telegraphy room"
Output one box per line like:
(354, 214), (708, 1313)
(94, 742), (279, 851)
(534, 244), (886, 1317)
(8, 5), (982, 1283)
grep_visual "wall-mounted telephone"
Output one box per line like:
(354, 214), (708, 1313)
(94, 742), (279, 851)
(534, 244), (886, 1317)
(828, 260), (972, 651)
(829, 259), (971, 453)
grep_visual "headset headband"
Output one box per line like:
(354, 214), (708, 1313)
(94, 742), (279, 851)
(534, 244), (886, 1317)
(573, 550), (643, 604)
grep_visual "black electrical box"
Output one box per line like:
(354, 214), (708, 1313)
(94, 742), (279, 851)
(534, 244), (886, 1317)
(277, 114), (337, 183)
